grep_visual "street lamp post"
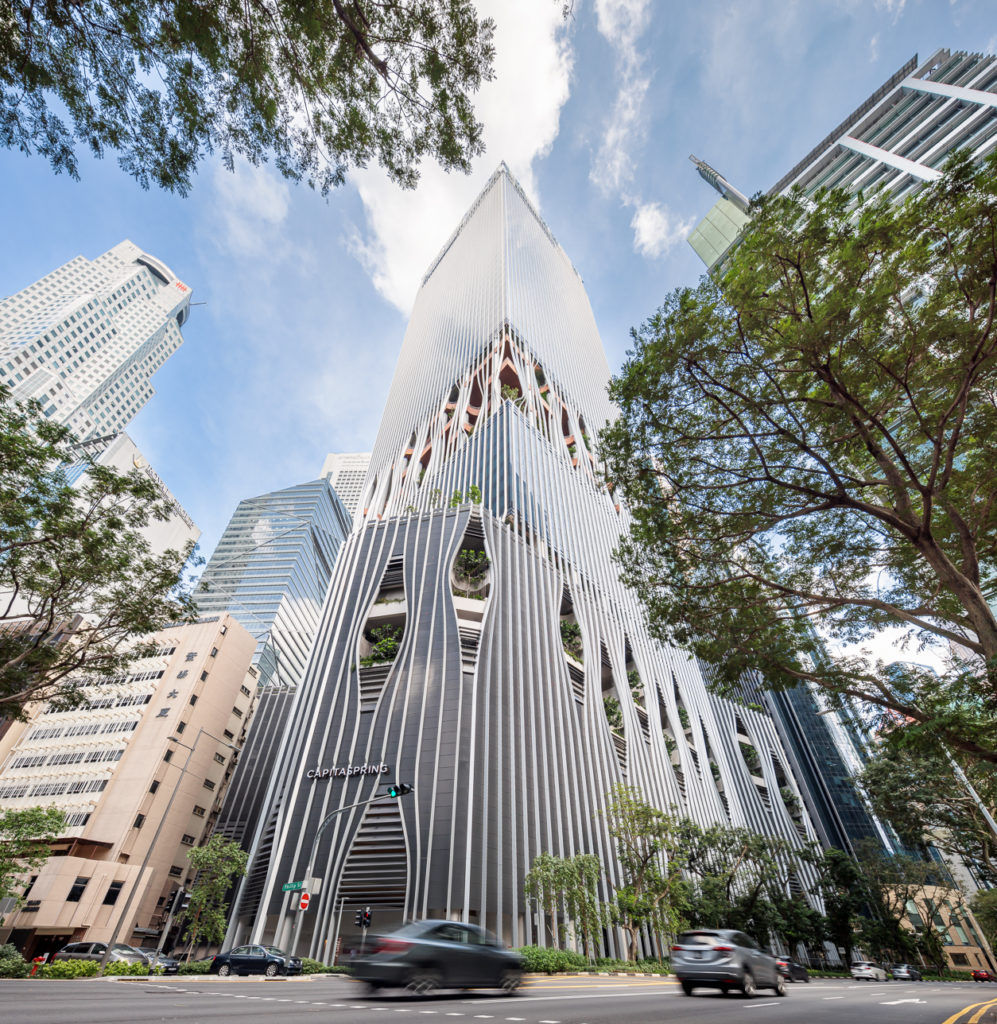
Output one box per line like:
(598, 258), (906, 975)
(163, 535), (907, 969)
(288, 784), (413, 959)
(97, 727), (237, 975)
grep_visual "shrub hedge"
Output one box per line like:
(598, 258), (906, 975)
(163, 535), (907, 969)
(0, 943), (29, 978)
(177, 959), (212, 975)
(38, 959), (98, 979)
(515, 946), (588, 974)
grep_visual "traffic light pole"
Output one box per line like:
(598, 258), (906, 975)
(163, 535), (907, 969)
(288, 785), (412, 958)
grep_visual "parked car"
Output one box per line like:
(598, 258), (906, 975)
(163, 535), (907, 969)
(775, 958), (810, 982)
(851, 961), (889, 981)
(671, 929), (786, 998)
(972, 969), (996, 982)
(53, 941), (149, 965)
(891, 964), (922, 981)
(209, 945), (302, 977)
(136, 948), (180, 974)
(350, 920), (523, 995)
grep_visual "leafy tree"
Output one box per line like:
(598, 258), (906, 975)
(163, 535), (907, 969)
(812, 848), (867, 967)
(2, 0), (496, 195)
(501, 384), (520, 402)
(524, 852), (568, 949)
(0, 806), (65, 924)
(0, 387), (197, 720)
(467, 483), (482, 503)
(601, 153), (997, 764)
(860, 737), (997, 883)
(561, 853), (605, 961)
(601, 785), (687, 960)
(180, 834), (248, 956)
(603, 695), (623, 732)
(970, 887), (997, 950)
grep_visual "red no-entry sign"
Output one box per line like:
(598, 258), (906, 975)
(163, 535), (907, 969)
(299, 892), (311, 911)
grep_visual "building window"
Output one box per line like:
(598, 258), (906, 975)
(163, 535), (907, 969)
(192, 805), (206, 818)
(220, 624), (227, 635)
(149, 780), (160, 794)
(176, 721), (186, 734)
(232, 706), (243, 718)
(176, 670), (188, 679)
(185, 652), (197, 662)
(200, 671), (209, 681)
(188, 695), (198, 706)
(203, 779), (216, 791)
(952, 953), (970, 966)
(168, 865), (183, 877)
(223, 729), (234, 740)
(210, 647), (218, 658)
(163, 749), (173, 763)
(103, 881), (124, 906)
(240, 685), (252, 697)
(134, 814), (146, 829)
(180, 834), (195, 846)
(67, 876), (90, 902)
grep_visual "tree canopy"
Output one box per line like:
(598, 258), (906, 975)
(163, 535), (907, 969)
(0, 806), (66, 924)
(0, 387), (197, 719)
(1, 0), (496, 195)
(601, 152), (997, 763)
(180, 834), (248, 954)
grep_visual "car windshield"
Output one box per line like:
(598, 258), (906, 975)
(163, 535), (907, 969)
(264, 947), (287, 955)
(112, 944), (136, 952)
(392, 922), (440, 938)
(677, 932), (721, 945)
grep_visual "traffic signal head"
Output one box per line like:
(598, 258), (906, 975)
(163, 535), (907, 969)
(386, 782), (413, 798)
(362, 909), (372, 928)
(354, 911), (363, 927)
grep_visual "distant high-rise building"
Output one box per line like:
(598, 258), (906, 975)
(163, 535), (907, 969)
(199, 480), (351, 864)
(196, 479), (350, 691)
(66, 432), (200, 558)
(0, 614), (257, 960)
(231, 165), (823, 959)
(0, 240), (192, 440)
(690, 48), (997, 270)
(320, 452), (371, 517)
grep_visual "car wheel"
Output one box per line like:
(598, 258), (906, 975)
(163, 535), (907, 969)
(264, 963), (279, 978)
(405, 969), (442, 996)
(218, 964), (231, 977)
(364, 981), (381, 994)
(741, 972), (756, 999)
(680, 980), (694, 996)
(804, 975), (811, 983)
(499, 969), (522, 995)
(774, 974), (787, 997)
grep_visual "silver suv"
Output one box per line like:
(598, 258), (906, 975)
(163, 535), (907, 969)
(671, 929), (786, 998)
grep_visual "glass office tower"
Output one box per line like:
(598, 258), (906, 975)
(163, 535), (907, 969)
(234, 166), (823, 958)
(200, 480), (351, 860)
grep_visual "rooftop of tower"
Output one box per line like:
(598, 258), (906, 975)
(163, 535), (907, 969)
(420, 162), (582, 289)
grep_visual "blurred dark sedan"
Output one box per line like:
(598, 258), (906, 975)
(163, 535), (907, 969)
(775, 958), (810, 982)
(210, 944), (302, 977)
(351, 920), (523, 995)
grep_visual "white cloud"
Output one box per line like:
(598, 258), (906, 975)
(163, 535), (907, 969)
(630, 201), (695, 259)
(874, 0), (907, 21)
(590, 0), (651, 195)
(347, 0), (574, 312)
(208, 162), (290, 257)
(869, 33), (880, 64)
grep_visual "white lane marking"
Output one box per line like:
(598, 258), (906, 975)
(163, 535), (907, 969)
(823, 996), (844, 1000)
(745, 1002), (779, 1008)
(881, 998), (926, 1005)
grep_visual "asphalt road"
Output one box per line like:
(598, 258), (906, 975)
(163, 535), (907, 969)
(2, 974), (997, 1024)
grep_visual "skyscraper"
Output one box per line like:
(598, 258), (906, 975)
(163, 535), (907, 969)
(690, 48), (997, 270)
(0, 240), (191, 440)
(200, 480), (351, 868)
(232, 166), (821, 958)
(320, 452), (372, 518)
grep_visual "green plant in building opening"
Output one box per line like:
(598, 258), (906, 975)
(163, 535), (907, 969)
(360, 623), (404, 665)
(453, 548), (490, 597)
(560, 620), (583, 661)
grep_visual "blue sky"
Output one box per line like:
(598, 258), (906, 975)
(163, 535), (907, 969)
(0, 0), (992, 563)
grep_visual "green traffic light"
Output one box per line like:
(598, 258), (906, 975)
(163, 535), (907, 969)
(386, 782), (413, 798)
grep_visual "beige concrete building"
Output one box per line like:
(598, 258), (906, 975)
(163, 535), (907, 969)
(0, 614), (257, 959)
(900, 884), (997, 975)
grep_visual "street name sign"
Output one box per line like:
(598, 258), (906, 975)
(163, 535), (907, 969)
(282, 880), (304, 892)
